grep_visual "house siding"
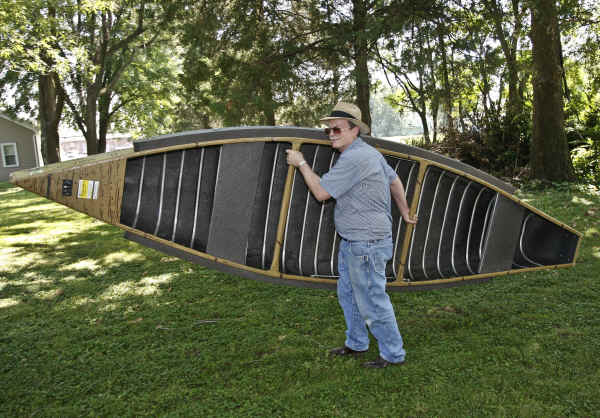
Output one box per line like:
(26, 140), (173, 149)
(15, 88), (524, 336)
(0, 117), (38, 181)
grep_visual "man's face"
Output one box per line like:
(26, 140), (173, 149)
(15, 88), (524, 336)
(327, 119), (358, 152)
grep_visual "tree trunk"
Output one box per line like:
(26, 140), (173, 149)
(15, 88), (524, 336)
(437, 28), (453, 130)
(484, 0), (524, 146)
(352, 0), (371, 130)
(38, 73), (64, 164)
(98, 93), (111, 153)
(505, 67), (522, 145)
(262, 82), (276, 125)
(431, 95), (439, 143)
(85, 84), (99, 155)
(529, 0), (575, 181)
(418, 110), (430, 143)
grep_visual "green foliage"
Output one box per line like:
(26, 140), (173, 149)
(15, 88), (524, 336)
(178, 0), (352, 128)
(0, 0), (185, 151)
(571, 138), (600, 184)
(111, 40), (183, 139)
(1, 0), (600, 178)
(1, 181), (599, 416)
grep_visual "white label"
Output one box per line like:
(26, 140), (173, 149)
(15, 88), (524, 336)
(77, 180), (99, 199)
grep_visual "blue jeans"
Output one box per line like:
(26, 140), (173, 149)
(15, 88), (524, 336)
(337, 236), (406, 363)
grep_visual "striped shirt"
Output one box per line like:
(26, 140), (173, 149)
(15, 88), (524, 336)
(320, 137), (398, 241)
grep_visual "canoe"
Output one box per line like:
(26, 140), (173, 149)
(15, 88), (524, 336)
(9, 127), (581, 291)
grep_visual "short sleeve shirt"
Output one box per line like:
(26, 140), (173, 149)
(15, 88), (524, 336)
(320, 137), (398, 241)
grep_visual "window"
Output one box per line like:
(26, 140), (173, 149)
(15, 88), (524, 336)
(1, 143), (19, 168)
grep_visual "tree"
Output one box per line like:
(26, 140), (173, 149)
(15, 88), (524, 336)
(481, 0), (528, 148)
(1, 0), (181, 159)
(179, 0), (348, 127)
(529, 0), (575, 180)
(1, 2), (66, 163)
(58, 1), (180, 154)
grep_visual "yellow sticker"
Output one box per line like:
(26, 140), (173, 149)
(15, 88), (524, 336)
(77, 180), (99, 199)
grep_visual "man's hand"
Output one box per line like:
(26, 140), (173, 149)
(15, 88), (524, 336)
(401, 211), (418, 224)
(390, 177), (418, 224)
(286, 149), (305, 167)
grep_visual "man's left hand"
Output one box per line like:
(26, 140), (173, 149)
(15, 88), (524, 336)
(286, 149), (305, 167)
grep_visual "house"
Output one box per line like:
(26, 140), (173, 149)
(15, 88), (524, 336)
(0, 113), (41, 182)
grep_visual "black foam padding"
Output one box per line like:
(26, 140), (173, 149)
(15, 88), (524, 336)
(191, 146), (220, 252)
(172, 148), (204, 247)
(479, 195), (525, 273)
(314, 152), (339, 277)
(299, 146), (338, 276)
(385, 157), (419, 280)
(422, 171), (457, 280)
(515, 212), (579, 267)
(405, 171), (499, 281)
(282, 144), (319, 274)
(120, 157), (143, 226)
(206, 142), (265, 263)
(467, 188), (497, 273)
(136, 127), (515, 195)
(119, 147), (220, 253)
(406, 167), (443, 280)
(437, 176), (468, 277)
(281, 145), (340, 278)
(246, 142), (291, 270)
(135, 154), (163, 234)
(155, 151), (184, 240)
(451, 181), (484, 276)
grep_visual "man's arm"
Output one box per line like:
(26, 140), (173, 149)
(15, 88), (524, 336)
(390, 177), (417, 224)
(286, 149), (332, 202)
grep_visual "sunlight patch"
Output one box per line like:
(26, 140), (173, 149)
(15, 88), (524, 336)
(59, 259), (101, 272)
(0, 251), (39, 272)
(99, 273), (175, 300)
(100, 303), (119, 312)
(101, 281), (137, 300)
(26, 283), (42, 293)
(571, 196), (593, 206)
(103, 251), (145, 265)
(35, 288), (64, 300)
(72, 296), (94, 306)
(0, 297), (20, 309)
(140, 273), (175, 286)
(584, 227), (599, 238)
(61, 275), (86, 283)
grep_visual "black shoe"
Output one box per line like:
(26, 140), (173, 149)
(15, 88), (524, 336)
(362, 357), (405, 369)
(329, 346), (368, 357)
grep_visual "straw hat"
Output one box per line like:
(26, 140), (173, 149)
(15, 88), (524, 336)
(319, 102), (370, 135)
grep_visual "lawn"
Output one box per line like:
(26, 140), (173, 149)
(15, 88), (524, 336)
(1, 180), (599, 417)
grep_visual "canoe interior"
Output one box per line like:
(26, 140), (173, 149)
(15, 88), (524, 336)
(117, 137), (580, 288)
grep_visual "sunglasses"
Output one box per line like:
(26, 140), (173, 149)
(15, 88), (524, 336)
(324, 126), (351, 135)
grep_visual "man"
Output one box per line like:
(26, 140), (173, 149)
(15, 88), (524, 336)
(286, 102), (417, 369)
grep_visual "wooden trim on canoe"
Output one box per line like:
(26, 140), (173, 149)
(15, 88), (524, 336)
(397, 161), (429, 281)
(270, 141), (301, 273)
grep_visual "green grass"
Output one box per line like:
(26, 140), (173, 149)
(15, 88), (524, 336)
(1, 181), (599, 417)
